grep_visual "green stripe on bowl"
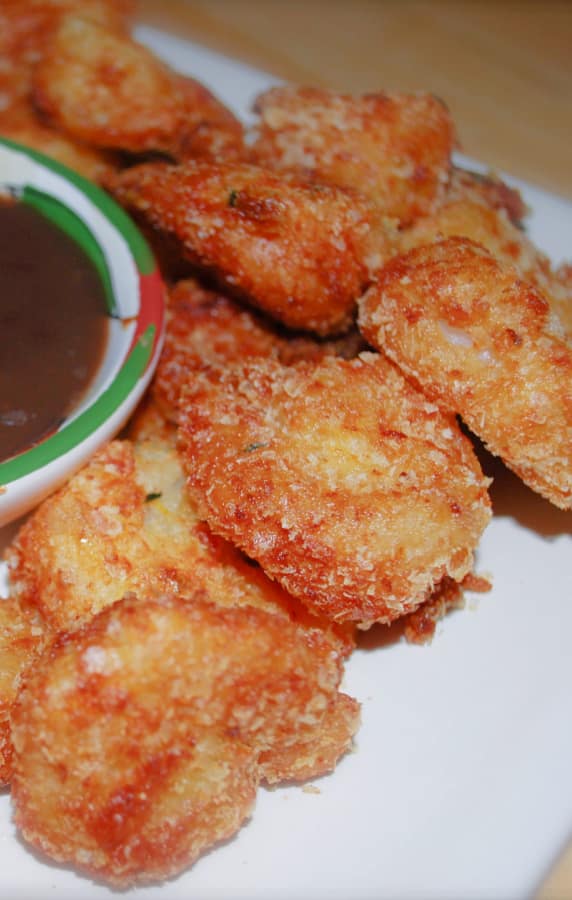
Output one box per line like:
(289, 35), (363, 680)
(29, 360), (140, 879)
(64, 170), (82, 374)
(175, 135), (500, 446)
(23, 185), (117, 317)
(0, 137), (155, 275)
(0, 325), (156, 485)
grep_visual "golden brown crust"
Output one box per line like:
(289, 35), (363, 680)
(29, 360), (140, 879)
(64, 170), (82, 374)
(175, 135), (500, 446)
(32, 15), (189, 155)
(250, 86), (456, 225)
(176, 75), (246, 162)
(359, 236), (572, 508)
(109, 159), (389, 335)
(0, 103), (118, 181)
(6, 436), (353, 656)
(178, 352), (491, 625)
(399, 166), (572, 327)
(154, 278), (369, 423)
(11, 593), (348, 885)
(0, 599), (45, 785)
(259, 692), (360, 784)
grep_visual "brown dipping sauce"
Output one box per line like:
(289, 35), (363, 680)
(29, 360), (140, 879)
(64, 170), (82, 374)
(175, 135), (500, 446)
(0, 199), (109, 461)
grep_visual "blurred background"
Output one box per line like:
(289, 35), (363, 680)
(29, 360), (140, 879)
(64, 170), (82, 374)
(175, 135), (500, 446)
(138, 0), (572, 201)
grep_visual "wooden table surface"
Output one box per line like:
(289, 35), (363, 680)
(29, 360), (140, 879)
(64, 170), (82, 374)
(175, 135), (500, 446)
(136, 3), (572, 898)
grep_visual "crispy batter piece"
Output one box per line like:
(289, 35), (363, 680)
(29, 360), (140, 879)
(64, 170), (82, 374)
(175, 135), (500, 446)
(11, 593), (350, 886)
(32, 15), (189, 155)
(258, 691), (359, 784)
(4, 431), (357, 790)
(32, 14), (244, 161)
(0, 3), (125, 179)
(250, 86), (456, 225)
(399, 168), (572, 334)
(0, 104), (118, 180)
(109, 159), (389, 335)
(178, 353), (491, 626)
(359, 236), (572, 508)
(6, 435), (352, 655)
(176, 75), (246, 162)
(154, 278), (368, 422)
(0, 599), (45, 785)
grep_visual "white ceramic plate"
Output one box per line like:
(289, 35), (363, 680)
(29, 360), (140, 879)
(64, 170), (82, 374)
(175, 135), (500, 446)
(1, 27), (572, 900)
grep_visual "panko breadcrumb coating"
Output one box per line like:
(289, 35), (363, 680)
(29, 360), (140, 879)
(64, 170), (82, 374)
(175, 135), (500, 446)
(11, 593), (351, 886)
(0, 3), (127, 179)
(32, 13), (244, 161)
(250, 86), (456, 225)
(154, 278), (368, 422)
(109, 159), (390, 335)
(32, 15), (192, 156)
(178, 353), (491, 626)
(399, 168), (572, 335)
(6, 434), (353, 654)
(5, 430), (357, 790)
(359, 236), (572, 508)
(0, 599), (45, 785)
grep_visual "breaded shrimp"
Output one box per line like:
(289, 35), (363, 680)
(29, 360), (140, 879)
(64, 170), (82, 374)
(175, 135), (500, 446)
(32, 14), (244, 162)
(11, 593), (350, 886)
(6, 435), (352, 655)
(176, 74), (246, 162)
(358, 236), (572, 508)
(0, 104), (118, 181)
(154, 278), (368, 422)
(178, 353), (491, 626)
(110, 159), (389, 335)
(4, 432), (357, 787)
(0, 4), (123, 179)
(0, 599), (45, 785)
(32, 15), (189, 155)
(258, 691), (359, 784)
(399, 168), (572, 333)
(250, 86), (456, 225)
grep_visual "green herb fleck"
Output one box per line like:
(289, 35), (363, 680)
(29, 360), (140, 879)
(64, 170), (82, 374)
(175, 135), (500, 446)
(145, 491), (162, 502)
(228, 189), (239, 208)
(243, 442), (268, 453)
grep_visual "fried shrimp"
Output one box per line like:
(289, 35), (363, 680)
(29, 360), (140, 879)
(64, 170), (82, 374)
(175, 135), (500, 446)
(109, 159), (389, 335)
(154, 278), (368, 422)
(176, 75), (246, 162)
(398, 168), (572, 333)
(6, 435), (352, 653)
(32, 15), (189, 155)
(5, 432), (357, 789)
(358, 236), (572, 508)
(11, 593), (350, 886)
(0, 599), (45, 785)
(250, 86), (456, 225)
(178, 353), (491, 626)
(31, 13), (243, 161)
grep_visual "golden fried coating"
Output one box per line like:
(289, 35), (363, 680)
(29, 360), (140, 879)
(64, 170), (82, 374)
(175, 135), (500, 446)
(258, 691), (359, 785)
(176, 74), (246, 162)
(0, 103), (118, 181)
(0, 599), (45, 785)
(6, 435), (352, 655)
(446, 167), (528, 225)
(178, 353), (491, 626)
(11, 593), (348, 885)
(32, 15), (189, 155)
(154, 278), (369, 422)
(110, 159), (389, 335)
(359, 237), (572, 508)
(250, 86), (456, 225)
(0, 3), (125, 179)
(398, 167), (572, 335)
(31, 14), (244, 162)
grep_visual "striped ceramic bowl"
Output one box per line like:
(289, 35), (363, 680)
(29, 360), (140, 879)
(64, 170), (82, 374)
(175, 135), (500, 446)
(0, 139), (165, 527)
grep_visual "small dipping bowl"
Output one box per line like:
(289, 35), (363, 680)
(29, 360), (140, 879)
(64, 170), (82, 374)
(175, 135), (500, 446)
(0, 139), (165, 527)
